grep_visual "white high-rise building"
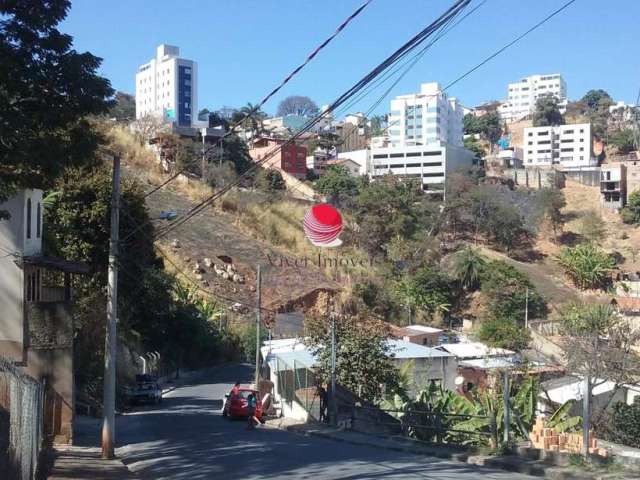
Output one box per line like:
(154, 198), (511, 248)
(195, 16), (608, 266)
(523, 123), (594, 168)
(498, 74), (567, 123)
(387, 82), (464, 148)
(135, 44), (198, 127)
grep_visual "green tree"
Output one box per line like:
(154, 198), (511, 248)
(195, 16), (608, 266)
(581, 89), (614, 111)
(452, 247), (486, 291)
(315, 164), (358, 197)
(621, 190), (640, 225)
(463, 136), (485, 161)
(537, 188), (566, 241)
(609, 128), (636, 154)
(610, 398), (640, 448)
(306, 314), (399, 403)
(0, 0), (113, 217)
(463, 113), (482, 135)
(532, 95), (564, 127)
(480, 260), (547, 323)
(556, 243), (616, 290)
(580, 89), (613, 139)
(478, 317), (531, 351)
(235, 102), (267, 139)
(397, 266), (454, 319)
(369, 114), (388, 136)
(108, 91), (136, 121)
(255, 168), (285, 192)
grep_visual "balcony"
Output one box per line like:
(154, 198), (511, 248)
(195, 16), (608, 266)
(600, 181), (621, 192)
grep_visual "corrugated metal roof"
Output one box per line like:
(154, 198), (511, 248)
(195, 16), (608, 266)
(437, 342), (514, 359)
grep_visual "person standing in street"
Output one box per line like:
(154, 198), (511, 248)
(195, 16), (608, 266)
(246, 392), (258, 429)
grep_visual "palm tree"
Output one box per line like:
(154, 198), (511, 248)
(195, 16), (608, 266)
(238, 102), (266, 140)
(452, 247), (486, 291)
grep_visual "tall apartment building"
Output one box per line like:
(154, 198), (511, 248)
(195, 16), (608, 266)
(387, 82), (464, 148)
(498, 74), (567, 123)
(135, 44), (198, 127)
(522, 123), (594, 168)
(368, 82), (472, 193)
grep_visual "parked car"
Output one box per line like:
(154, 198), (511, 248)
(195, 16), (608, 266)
(125, 374), (162, 405)
(222, 388), (262, 420)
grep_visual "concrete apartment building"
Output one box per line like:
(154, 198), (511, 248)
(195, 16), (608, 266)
(248, 136), (308, 179)
(136, 44), (198, 127)
(498, 74), (567, 123)
(522, 123), (595, 169)
(370, 82), (473, 193)
(0, 189), (88, 444)
(387, 82), (464, 148)
(600, 160), (640, 209)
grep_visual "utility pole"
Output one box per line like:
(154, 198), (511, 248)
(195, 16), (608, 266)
(201, 129), (206, 181)
(582, 375), (591, 457)
(524, 287), (529, 330)
(330, 307), (337, 426)
(102, 154), (120, 460)
(254, 264), (261, 388)
(503, 370), (510, 446)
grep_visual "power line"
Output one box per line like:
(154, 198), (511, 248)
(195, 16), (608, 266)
(153, 0), (472, 240)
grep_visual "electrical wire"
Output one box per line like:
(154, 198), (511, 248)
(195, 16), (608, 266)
(153, 0), (472, 241)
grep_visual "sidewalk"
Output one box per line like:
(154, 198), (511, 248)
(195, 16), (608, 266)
(277, 423), (638, 480)
(46, 446), (138, 480)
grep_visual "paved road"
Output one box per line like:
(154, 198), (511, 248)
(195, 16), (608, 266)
(78, 365), (536, 479)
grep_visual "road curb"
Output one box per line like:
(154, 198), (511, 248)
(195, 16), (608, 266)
(278, 425), (629, 479)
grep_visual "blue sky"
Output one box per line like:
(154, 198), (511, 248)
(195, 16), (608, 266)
(62, 0), (639, 116)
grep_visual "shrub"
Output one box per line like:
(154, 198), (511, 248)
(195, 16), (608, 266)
(610, 398), (640, 448)
(478, 317), (531, 351)
(621, 190), (640, 225)
(557, 243), (616, 290)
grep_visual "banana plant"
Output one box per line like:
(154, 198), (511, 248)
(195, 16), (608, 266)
(546, 400), (582, 433)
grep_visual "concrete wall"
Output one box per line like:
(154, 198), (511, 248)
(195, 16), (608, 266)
(502, 168), (565, 189)
(25, 301), (74, 444)
(0, 192), (26, 361)
(397, 356), (458, 396)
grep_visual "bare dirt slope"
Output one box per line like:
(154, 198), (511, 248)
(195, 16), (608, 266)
(125, 165), (340, 332)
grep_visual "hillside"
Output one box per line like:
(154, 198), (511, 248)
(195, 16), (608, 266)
(124, 163), (341, 335)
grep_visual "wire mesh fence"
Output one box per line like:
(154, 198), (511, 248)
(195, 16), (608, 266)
(0, 356), (45, 480)
(274, 357), (321, 421)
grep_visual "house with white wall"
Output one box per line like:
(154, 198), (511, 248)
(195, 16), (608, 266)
(0, 189), (88, 444)
(523, 123), (595, 169)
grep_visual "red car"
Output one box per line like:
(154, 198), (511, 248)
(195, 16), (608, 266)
(222, 388), (262, 420)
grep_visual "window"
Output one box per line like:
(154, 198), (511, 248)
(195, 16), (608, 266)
(390, 153), (404, 158)
(564, 130), (574, 134)
(561, 139), (573, 143)
(422, 151), (441, 156)
(36, 202), (41, 238)
(528, 132), (533, 137)
(539, 140), (551, 145)
(406, 152), (421, 157)
(26, 198), (32, 239)
(560, 148), (574, 152)
(579, 147), (584, 152)
(406, 163), (421, 168)
(422, 161), (442, 167)
(422, 172), (443, 178)
(373, 154), (388, 159)
(26, 269), (40, 302)
(528, 141), (533, 145)
(538, 131), (549, 136)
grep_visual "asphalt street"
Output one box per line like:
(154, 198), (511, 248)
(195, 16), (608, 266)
(76, 364), (537, 479)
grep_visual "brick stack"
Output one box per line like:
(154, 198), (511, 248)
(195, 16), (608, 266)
(529, 417), (608, 457)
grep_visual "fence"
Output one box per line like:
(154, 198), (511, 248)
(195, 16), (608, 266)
(0, 357), (45, 480)
(350, 405), (494, 446)
(273, 356), (321, 421)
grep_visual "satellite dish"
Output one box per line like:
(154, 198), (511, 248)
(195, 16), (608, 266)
(454, 376), (465, 386)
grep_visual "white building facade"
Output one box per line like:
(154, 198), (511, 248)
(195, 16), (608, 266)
(498, 74), (567, 123)
(370, 144), (474, 193)
(135, 44), (198, 127)
(523, 123), (594, 168)
(387, 82), (464, 148)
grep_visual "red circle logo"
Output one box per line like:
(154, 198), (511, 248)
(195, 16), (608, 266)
(303, 204), (343, 247)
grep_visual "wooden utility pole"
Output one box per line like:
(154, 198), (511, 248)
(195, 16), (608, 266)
(330, 308), (337, 426)
(524, 287), (529, 330)
(102, 154), (120, 459)
(254, 264), (261, 387)
(503, 370), (510, 446)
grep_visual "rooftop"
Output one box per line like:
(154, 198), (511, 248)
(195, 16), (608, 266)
(403, 325), (443, 335)
(436, 342), (514, 359)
